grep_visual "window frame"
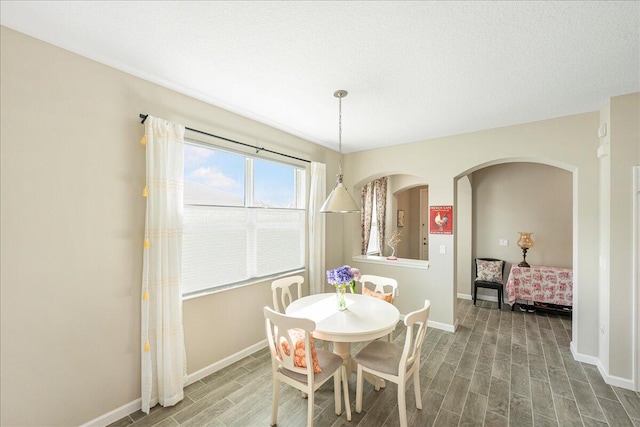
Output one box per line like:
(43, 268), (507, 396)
(182, 139), (307, 297)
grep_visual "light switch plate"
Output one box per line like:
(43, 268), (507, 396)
(500, 239), (509, 246)
(439, 245), (446, 254)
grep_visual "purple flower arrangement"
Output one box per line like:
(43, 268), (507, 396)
(326, 265), (361, 294)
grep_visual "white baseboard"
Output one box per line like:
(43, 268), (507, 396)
(186, 339), (267, 385)
(458, 293), (507, 304)
(570, 341), (635, 390)
(78, 398), (142, 427)
(428, 319), (455, 333)
(80, 340), (268, 427)
(391, 313), (454, 333)
(597, 363), (636, 390)
(570, 341), (599, 365)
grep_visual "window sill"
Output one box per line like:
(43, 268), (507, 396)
(351, 255), (430, 270)
(183, 268), (305, 301)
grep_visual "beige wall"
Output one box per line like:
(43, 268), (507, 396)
(344, 111), (601, 358)
(601, 93), (640, 380)
(598, 99), (612, 375)
(0, 27), (335, 426)
(475, 164), (573, 263)
(388, 160), (574, 292)
(456, 176), (473, 297)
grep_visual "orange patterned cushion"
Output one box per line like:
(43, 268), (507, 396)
(363, 286), (393, 303)
(279, 329), (321, 373)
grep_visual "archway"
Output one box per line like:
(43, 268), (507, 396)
(356, 174), (429, 260)
(455, 158), (576, 337)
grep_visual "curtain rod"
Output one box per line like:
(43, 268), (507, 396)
(139, 114), (310, 164)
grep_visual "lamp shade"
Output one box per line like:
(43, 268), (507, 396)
(320, 183), (360, 213)
(517, 232), (534, 249)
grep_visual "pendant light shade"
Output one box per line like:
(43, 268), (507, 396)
(320, 90), (360, 213)
(320, 182), (360, 213)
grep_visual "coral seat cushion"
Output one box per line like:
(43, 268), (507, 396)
(280, 329), (321, 373)
(363, 286), (393, 303)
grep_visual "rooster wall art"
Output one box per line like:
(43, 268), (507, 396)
(434, 212), (448, 231)
(430, 206), (453, 234)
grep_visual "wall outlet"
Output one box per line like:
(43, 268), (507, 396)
(499, 239), (509, 246)
(440, 245), (446, 254)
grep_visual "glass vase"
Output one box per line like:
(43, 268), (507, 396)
(336, 286), (347, 311)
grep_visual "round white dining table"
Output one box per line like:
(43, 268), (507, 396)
(285, 292), (400, 377)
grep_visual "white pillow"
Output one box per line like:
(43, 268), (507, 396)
(476, 260), (503, 283)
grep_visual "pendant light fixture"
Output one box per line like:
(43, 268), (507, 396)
(320, 90), (360, 213)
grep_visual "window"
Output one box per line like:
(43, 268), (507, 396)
(366, 188), (379, 255)
(182, 141), (306, 296)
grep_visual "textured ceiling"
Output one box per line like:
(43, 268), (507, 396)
(1, 1), (638, 153)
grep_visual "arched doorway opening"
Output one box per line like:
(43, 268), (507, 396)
(455, 159), (575, 332)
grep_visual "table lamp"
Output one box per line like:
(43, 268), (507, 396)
(517, 232), (534, 267)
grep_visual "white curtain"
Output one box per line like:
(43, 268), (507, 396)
(141, 116), (187, 413)
(308, 162), (326, 294)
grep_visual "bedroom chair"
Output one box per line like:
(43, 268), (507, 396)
(353, 300), (431, 427)
(263, 306), (351, 427)
(271, 275), (305, 313)
(473, 258), (506, 310)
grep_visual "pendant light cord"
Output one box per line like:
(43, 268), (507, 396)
(338, 94), (343, 180)
(334, 90), (348, 184)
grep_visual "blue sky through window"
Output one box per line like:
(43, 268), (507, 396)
(254, 159), (295, 207)
(184, 144), (244, 198)
(184, 143), (296, 207)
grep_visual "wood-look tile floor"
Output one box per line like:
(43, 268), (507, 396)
(111, 299), (640, 427)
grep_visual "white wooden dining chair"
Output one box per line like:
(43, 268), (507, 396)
(264, 306), (351, 427)
(359, 274), (399, 341)
(359, 274), (398, 303)
(353, 300), (431, 427)
(271, 275), (305, 313)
